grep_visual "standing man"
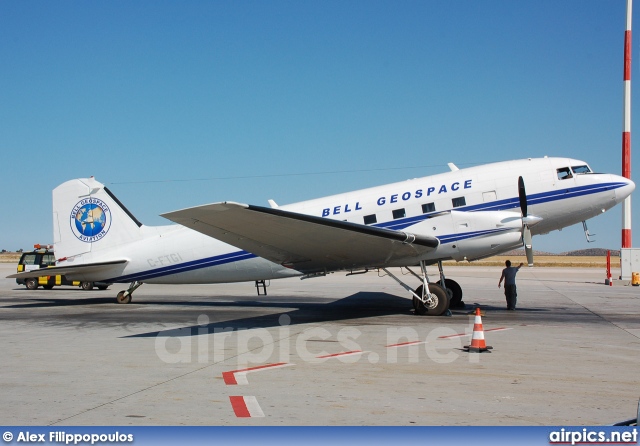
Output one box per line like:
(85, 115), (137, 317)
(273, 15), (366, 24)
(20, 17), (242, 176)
(498, 260), (524, 310)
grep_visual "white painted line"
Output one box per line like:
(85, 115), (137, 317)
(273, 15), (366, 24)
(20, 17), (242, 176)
(243, 395), (265, 417)
(229, 395), (265, 418)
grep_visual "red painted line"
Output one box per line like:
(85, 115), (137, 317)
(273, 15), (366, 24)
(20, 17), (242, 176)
(222, 371), (238, 385)
(438, 332), (468, 339)
(385, 341), (425, 348)
(229, 396), (251, 418)
(222, 362), (290, 385)
(316, 350), (362, 359)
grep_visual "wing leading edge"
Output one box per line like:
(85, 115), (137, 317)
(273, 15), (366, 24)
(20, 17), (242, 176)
(162, 202), (439, 274)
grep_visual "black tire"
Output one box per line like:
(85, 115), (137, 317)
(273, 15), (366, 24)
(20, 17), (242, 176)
(444, 278), (464, 308)
(413, 283), (450, 316)
(25, 278), (39, 290)
(81, 282), (94, 291)
(97, 285), (109, 290)
(116, 291), (131, 304)
(43, 285), (54, 290)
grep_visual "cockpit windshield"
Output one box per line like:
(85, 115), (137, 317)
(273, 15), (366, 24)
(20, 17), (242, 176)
(571, 165), (592, 174)
(557, 165), (592, 180)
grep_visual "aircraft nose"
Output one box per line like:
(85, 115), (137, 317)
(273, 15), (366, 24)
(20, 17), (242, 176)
(614, 175), (635, 203)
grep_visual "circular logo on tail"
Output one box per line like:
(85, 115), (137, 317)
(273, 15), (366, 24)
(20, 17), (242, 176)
(70, 198), (111, 242)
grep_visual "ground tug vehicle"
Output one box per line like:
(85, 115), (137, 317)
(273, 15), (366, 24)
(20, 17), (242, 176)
(16, 245), (110, 290)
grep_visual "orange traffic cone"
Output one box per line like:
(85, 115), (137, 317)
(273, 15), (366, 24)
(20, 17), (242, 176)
(464, 307), (493, 353)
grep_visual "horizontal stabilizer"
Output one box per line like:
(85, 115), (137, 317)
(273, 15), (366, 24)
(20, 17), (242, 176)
(162, 202), (439, 274)
(7, 260), (128, 280)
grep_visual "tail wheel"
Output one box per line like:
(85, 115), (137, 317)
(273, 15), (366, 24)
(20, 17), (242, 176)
(413, 283), (450, 316)
(116, 291), (132, 304)
(81, 282), (94, 291)
(25, 278), (39, 290)
(444, 278), (464, 308)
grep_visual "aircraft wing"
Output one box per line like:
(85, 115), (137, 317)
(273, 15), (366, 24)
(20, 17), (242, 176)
(162, 202), (439, 274)
(7, 260), (128, 280)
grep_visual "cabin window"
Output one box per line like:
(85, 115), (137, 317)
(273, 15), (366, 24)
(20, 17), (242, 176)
(571, 165), (591, 174)
(363, 214), (377, 225)
(392, 208), (406, 219)
(452, 197), (466, 208)
(421, 202), (435, 213)
(557, 167), (573, 180)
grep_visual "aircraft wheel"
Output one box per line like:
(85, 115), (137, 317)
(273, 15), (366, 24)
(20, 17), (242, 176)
(25, 278), (39, 290)
(444, 278), (464, 308)
(97, 285), (109, 290)
(81, 282), (94, 291)
(413, 283), (450, 316)
(116, 291), (132, 304)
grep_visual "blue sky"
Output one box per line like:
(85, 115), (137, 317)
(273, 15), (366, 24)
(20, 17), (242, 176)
(0, 1), (636, 254)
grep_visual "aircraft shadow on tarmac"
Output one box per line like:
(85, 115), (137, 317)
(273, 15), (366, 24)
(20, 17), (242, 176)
(122, 301), (554, 339)
(122, 291), (419, 338)
(2, 291), (425, 334)
(2, 291), (555, 339)
(3, 295), (119, 308)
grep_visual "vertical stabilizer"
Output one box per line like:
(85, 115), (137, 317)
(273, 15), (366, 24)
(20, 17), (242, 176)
(52, 178), (144, 262)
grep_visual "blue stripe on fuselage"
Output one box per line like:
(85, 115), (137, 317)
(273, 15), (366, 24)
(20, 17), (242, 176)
(106, 250), (257, 283)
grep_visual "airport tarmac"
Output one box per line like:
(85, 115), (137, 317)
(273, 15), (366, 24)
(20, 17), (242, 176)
(0, 263), (638, 426)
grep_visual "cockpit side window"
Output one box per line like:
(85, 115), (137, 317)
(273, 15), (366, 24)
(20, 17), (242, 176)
(571, 165), (591, 174)
(557, 167), (572, 180)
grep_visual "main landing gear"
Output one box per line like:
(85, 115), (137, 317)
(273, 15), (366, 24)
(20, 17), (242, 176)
(116, 281), (143, 304)
(382, 260), (465, 316)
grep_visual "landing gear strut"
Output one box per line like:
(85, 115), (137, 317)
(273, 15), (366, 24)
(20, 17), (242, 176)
(382, 260), (451, 316)
(116, 281), (143, 304)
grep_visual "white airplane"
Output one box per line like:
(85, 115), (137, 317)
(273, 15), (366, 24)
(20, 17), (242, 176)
(9, 156), (635, 316)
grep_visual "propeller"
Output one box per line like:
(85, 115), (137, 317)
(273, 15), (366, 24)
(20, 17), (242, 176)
(518, 176), (534, 267)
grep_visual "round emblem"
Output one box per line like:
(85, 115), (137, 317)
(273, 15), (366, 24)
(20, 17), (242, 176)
(70, 198), (111, 242)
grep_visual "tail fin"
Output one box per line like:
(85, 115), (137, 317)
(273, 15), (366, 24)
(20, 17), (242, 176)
(52, 178), (144, 262)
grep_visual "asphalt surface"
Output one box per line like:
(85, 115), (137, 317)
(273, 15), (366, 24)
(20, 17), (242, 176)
(1, 263), (638, 426)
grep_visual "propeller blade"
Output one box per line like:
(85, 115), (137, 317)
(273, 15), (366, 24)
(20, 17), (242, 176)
(523, 226), (533, 267)
(518, 176), (527, 218)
